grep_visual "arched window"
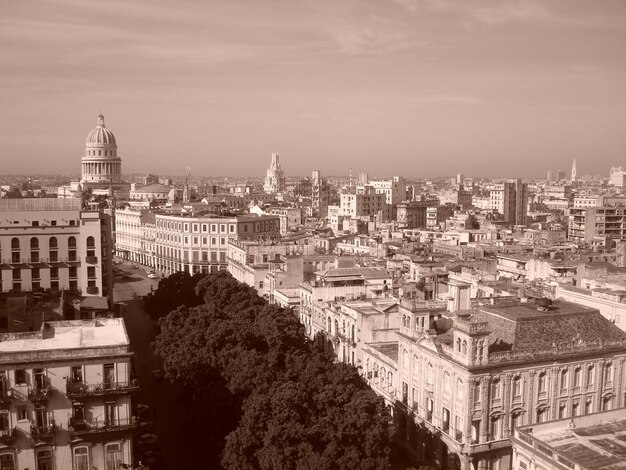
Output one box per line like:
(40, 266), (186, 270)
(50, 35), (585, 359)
(30, 237), (39, 249)
(373, 363), (379, 382)
(380, 367), (387, 390)
(462, 340), (468, 355)
(426, 363), (434, 385)
(68, 236), (77, 248)
(49, 237), (58, 249)
(86, 236), (95, 249)
(443, 371), (451, 395)
(587, 365), (595, 386)
(574, 367), (581, 387)
(513, 376), (522, 397)
(538, 372), (547, 393)
(327, 317), (331, 332)
(388, 371), (393, 388)
(560, 369), (569, 391)
(457, 378), (464, 401)
(491, 379), (501, 399)
(334, 320), (339, 336)
(604, 363), (613, 382)
(11, 238), (19, 250)
(456, 338), (461, 352)
(351, 324), (355, 342)
(413, 355), (419, 377)
(403, 349), (408, 370)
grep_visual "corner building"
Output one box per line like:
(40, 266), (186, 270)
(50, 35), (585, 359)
(364, 297), (626, 470)
(0, 318), (138, 470)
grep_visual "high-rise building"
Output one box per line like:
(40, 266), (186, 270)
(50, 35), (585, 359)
(571, 158), (577, 183)
(263, 153), (286, 194)
(489, 179), (528, 225)
(311, 170), (329, 218)
(610, 166), (626, 187)
(456, 173), (464, 185)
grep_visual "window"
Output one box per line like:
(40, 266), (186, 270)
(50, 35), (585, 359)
(73, 447), (90, 470)
(87, 267), (96, 279)
(456, 379), (464, 401)
(0, 454), (15, 470)
(558, 403), (566, 419)
(513, 376), (522, 397)
(50, 267), (58, 279)
(490, 416), (500, 440)
(491, 379), (501, 399)
(587, 366), (594, 386)
(14, 370), (26, 385)
(511, 412), (522, 431)
(34, 368), (46, 390)
(560, 369), (569, 391)
(461, 340), (467, 355)
(68, 236), (77, 248)
(604, 364), (613, 382)
(69, 267), (78, 278)
(10, 238), (19, 250)
(12, 270), (20, 281)
(603, 396), (613, 411)
(36, 449), (53, 470)
(585, 397), (593, 414)
(105, 443), (122, 470)
(574, 367), (581, 387)
(426, 363), (434, 385)
(538, 372), (547, 393)
(30, 237), (39, 250)
(572, 402), (579, 416)
(17, 407), (27, 421)
(71, 366), (83, 383)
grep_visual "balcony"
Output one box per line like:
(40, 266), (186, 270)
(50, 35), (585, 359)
(28, 386), (52, 403)
(66, 380), (139, 398)
(86, 256), (98, 264)
(86, 286), (99, 295)
(31, 422), (56, 441)
(69, 416), (137, 436)
(0, 428), (16, 444)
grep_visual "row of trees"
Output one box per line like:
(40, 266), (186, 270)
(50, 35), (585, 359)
(149, 271), (395, 469)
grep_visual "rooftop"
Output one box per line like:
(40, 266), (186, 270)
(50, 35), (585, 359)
(0, 318), (129, 358)
(515, 409), (626, 470)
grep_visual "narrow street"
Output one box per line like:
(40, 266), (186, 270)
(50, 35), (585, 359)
(113, 262), (198, 469)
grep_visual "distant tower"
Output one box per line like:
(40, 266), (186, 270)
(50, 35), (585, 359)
(182, 166), (191, 202)
(571, 158), (577, 183)
(263, 153), (286, 194)
(349, 168), (353, 188)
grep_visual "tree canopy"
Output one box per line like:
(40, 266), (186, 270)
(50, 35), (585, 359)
(143, 271), (205, 321)
(153, 270), (393, 469)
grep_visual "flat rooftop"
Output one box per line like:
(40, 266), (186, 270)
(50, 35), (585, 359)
(515, 409), (626, 470)
(0, 318), (129, 356)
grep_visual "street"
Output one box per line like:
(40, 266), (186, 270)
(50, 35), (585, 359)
(113, 261), (199, 469)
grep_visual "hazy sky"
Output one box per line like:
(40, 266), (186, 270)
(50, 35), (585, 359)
(1, 0), (625, 178)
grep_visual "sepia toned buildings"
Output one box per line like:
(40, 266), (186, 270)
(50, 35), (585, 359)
(0, 198), (113, 302)
(0, 318), (138, 470)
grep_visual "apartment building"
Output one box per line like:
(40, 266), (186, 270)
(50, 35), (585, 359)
(115, 210), (280, 274)
(0, 199), (113, 301)
(339, 186), (390, 221)
(299, 266), (392, 338)
(0, 318), (138, 470)
(568, 200), (626, 246)
(362, 297), (626, 470)
(489, 179), (528, 225)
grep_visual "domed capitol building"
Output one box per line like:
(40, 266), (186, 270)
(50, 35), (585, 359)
(58, 113), (130, 200)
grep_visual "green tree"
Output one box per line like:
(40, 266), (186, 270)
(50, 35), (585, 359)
(144, 271), (204, 321)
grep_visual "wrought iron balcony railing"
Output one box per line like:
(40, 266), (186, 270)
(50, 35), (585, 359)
(66, 380), (139, 397)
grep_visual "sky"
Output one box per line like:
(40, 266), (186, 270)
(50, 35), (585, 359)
(1, 0), (625, 178)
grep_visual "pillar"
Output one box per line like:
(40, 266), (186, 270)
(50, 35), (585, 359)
(480, 376), (490, 442)
(503, 373), (512, 438)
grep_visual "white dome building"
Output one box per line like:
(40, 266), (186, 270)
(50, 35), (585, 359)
(81, 114), (122, 184)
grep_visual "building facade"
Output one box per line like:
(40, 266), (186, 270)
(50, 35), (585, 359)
(0, 318), (138, 470)
(263, 153), (286, 194)
(0, 199), (113, 301)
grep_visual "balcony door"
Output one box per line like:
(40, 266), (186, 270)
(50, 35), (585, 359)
(103, 364), (115, 389)
(35, 407), (48, 431)
(105, 403), (116, 427)
(36, 450), (53, 470)
(105, 443), (122, 470)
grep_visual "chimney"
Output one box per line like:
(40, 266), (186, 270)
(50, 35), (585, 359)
(40, 322), (55, 340)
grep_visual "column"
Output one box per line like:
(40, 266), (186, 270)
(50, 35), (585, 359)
(503, 373), (512, 438)
(597, 360), (606, 410)
(617, 358), (625, 408)
(480, 376), (490, 443)
(550, 366), (559, 420)
(527, 370), (535, 424)
(466, 379), (477, 442)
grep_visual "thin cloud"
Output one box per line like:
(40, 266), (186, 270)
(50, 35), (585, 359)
(423, 94), (484, 105)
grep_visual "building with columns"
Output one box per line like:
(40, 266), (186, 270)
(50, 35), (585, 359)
(80, 114), (130, 199)
(362, 293), (626, 470)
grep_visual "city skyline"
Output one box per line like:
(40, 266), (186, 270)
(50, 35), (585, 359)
(1, 0), (625, 177)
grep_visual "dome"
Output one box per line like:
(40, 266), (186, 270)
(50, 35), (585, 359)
(85, 114), (117, 148)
